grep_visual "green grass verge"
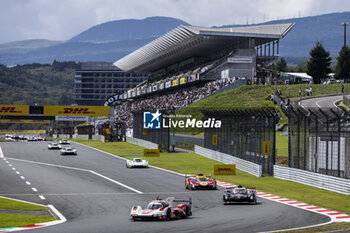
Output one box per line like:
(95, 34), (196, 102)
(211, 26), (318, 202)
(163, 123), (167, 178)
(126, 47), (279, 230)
(0, 213), (55, 228)
(283, 222), (350, 233)
(0, 198), (47, 211)
(74, 140), (350, 215)
(276, 132), (288, 157)
(177, 83), (349, 134)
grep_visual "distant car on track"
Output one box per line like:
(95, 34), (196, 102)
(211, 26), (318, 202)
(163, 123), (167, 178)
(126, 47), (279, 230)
(5, 134), (12, 141)
(185, 174), (217, 190)
(222, 185), (257, 205)
(59, 139), (70, 144)
(60, 147), (77, 155)
(130, 197), (192, 221)
(27, 136), (37, 141)
(48, 142), (61, 150)
(126, 158), (149, 168)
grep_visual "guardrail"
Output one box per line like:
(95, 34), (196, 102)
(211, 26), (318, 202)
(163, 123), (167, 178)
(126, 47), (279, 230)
(126, 136), (159, 149)
(194, 145), (262, 177)
(274, 165), (350, 195)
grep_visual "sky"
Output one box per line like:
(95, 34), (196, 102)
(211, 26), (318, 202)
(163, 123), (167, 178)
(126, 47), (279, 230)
(1, 0), (350, 44)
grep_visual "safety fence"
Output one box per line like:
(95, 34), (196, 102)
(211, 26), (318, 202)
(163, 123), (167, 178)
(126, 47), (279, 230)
(202, 109), (278, 176)
(126, 136), (159, 149)
(285, 105), (350, 179)
(195, 145), (262, 177)
(274, 165), (350, 195)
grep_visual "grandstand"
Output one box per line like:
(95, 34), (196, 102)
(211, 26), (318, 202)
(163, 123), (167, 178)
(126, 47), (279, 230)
(113, 23), (294, 133)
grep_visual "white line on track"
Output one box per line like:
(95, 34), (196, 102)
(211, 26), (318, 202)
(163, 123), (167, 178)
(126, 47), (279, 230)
(16, 171), (20, 175)
(12, 167), (16, 170)
(0, 146), (3, 158)
(20, 176), (25, 179)
(6, 157), (143, 194)
(38, 195), (46, 200)
(32, 188), (38, 192)
(25, 181), (31, 185)
(8, 164), (12, 167)
(315, 100), (322, 108)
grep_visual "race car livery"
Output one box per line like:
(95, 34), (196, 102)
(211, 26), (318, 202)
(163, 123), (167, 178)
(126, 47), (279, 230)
(185, 174), (217, 190)
(130, 197), (192, 221)
(59, 139), (70, 144)
(222, 185), (257, 205)
(48, 142), (61, 150)
(60, 147), (77, 155)
(126, 158), (149, 168)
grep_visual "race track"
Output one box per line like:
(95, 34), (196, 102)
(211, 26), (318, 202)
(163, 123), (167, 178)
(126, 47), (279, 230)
(0, 141), (330, 233)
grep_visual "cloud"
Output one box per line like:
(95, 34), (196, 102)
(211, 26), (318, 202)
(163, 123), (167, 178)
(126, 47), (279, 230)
(0, 0), (349, 43)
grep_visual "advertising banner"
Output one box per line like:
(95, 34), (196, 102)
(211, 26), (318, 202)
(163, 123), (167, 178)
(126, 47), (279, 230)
(0, 119), (50, 124)
(213, 164), (236, 175)
(55, 116), (89, 121)
(143, 149), (160, 157)
(0, 105), (29, 116)
(44, 106), (110, 116)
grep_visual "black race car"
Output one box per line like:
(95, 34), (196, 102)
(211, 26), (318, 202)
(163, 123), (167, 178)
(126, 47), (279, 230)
(222, 185), (257, 205)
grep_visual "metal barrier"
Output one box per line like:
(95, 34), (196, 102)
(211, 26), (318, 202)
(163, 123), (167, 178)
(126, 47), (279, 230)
(126, 136), (159, 149)
(195, 145), (262, 177)
(202, 109), (277, 176)
(274, 165), (350, 195)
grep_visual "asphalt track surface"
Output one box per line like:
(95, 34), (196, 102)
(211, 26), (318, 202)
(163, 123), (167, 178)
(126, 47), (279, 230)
(299, 95), (343, 109)
(0, 141), (330, 233)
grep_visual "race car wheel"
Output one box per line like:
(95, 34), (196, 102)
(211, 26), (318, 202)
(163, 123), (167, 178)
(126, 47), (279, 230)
(186, 206), (192, 217)
(166, 209), (171, 221)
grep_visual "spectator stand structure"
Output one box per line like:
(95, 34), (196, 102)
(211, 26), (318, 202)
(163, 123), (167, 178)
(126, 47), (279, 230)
(113, 23), (294, 163)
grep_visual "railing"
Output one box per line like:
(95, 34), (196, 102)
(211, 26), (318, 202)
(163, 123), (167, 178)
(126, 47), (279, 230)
(126, 136), (159, 149)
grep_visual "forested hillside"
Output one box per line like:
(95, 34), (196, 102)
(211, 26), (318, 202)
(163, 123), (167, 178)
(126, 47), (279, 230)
(0, 61), (78, 105)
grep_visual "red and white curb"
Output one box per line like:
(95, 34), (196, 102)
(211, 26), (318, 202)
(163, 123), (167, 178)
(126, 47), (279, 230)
(0, 146), (66, 232)
(0, 196), (66, 233)
(216, 181), (350, 224)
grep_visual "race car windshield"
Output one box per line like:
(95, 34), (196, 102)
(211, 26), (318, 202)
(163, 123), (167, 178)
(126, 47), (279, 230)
(146, 203), (163, 209)
(134, 159), (142, 162)
(198, 178), (208, 181)
(234, 188), (247, 194)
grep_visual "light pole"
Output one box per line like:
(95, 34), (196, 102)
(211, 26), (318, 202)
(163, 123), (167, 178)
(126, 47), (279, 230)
(342, 22), (349, 48)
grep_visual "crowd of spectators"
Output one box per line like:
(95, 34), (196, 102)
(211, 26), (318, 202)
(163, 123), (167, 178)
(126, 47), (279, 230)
(115, 77), (237, 129)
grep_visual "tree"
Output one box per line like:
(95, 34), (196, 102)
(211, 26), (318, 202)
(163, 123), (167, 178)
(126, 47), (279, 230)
(276, 57), (287, 72)
(306, 42), (332, 84)
(336, 46), (350, 83)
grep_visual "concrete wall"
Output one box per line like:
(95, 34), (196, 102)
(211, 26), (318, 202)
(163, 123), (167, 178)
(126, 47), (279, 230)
(274, 165), (350, 195)
(126, 136), (159, 149)
(194, 145), (262, 177)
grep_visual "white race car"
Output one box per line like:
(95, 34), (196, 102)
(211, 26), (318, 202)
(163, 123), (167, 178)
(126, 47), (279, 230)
(59, 139), (70, 144)
(60, 147), (77, 155)
(48, 142), (61, 150)
(130, 197), (192, 221)
(126, 158), (148, 168)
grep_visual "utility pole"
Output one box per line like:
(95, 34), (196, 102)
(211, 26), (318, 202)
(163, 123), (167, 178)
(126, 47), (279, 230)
(342, 22), (349, 48)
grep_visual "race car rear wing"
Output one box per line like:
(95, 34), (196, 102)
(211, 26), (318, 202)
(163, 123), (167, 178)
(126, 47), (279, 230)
(173, 197), (192, 206)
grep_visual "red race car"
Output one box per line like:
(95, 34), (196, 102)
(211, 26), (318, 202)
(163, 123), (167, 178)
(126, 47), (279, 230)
(130, 197), (192, 221)
(185, 174), (217, 190)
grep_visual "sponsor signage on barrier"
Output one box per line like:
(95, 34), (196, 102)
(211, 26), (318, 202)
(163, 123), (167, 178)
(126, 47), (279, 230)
(0, 105), (29, 116)
(55, 116), (89, 122)
(165, 81), (171, 88)
(214, 164), (236, 175)
(172, 79), (178, 86)
(144, 149), (160, 157)
(212, 135), (218, 145)
(0, 119), (50, 124)
(180, 77), (186, 85)
(44, 106), (110, 116)
(263, 141), (270, 156)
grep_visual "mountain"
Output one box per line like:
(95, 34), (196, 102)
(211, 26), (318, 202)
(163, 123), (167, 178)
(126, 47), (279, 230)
(216, 12), (350, 62)
(0, 16), (188, 65)
(0, 13), (349, 65)
(70, 16), (189, 42)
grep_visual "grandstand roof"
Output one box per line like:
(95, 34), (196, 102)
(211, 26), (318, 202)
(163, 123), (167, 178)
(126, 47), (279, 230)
(114, 23), (294, 73)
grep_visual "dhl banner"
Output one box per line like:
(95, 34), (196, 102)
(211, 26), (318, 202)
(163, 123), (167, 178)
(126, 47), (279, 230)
(0, 119), (50, 124)
(143, 149), (160, 157)
(213, 164), (236, 175)
(44, 105), (110, 116)
(180, 77), (186, 85)
(0, 105), (29, 116)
